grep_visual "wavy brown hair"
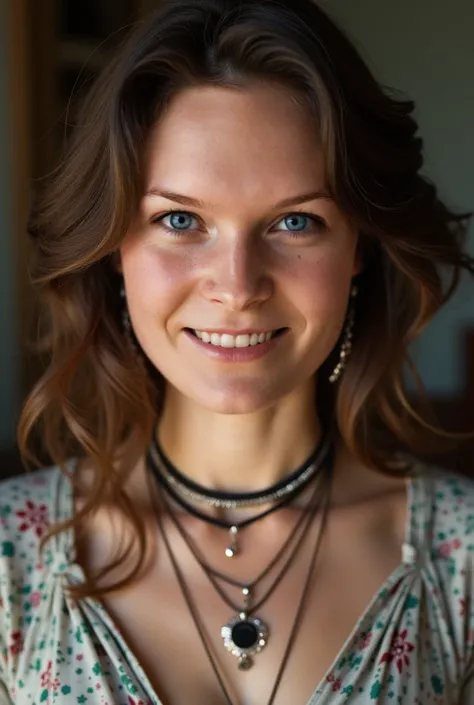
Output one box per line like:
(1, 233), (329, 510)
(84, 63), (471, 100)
(19, 0), (473, 597)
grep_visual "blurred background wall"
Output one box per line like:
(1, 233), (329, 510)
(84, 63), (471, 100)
(328, 0), (474, 395)
(0, 0), (472, 474)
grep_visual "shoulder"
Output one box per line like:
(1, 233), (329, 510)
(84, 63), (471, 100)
(418, 466), (474, 549)
(409, 464), (474, 562)
(0, 463), (76, 675)
(411, 466), (474, 670)
(0, 462), (76, 574)
(0, 463), (74, 544)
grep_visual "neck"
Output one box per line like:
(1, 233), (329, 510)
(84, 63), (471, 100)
(157, 383), (322, 493)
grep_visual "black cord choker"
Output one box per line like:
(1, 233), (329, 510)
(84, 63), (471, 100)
(149, 425), (332, 509)
(147, 428), (334, 559)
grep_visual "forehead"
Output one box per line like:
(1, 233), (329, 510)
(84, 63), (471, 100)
(143, 83), (328, 208)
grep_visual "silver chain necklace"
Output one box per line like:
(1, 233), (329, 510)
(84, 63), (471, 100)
(149, 430), (332, 509)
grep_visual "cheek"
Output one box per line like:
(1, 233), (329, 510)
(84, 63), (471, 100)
(287, 251), (354, 322)
(121, 243), (192, 316)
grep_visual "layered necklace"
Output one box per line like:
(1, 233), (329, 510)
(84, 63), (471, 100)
(146, 431), (334, 704)
(148, 427), (333, 558)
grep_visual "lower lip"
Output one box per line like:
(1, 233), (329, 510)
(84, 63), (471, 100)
(184, 330), (287, 362)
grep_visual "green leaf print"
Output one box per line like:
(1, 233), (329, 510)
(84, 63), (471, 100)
(431, 675), (444, 694)
(92, 662), (103, 676)
(406, 594), (419, 609)
(370, 681), (382, 699)
(0, 505), (11, 518)
(1, 541), (15, 557)
(40, 690), (48, 702)
(120, 674), (138, 695)
(61, 686), (72, 695)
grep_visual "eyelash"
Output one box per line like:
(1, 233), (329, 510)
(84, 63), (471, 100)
(151, 209), (328, 238)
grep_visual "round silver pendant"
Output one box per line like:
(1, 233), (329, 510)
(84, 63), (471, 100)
(221, 613), (269, 670)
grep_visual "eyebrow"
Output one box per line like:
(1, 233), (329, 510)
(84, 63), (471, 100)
(143, 188), (334, 209)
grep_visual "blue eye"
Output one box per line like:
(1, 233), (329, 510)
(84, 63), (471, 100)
(283, 215), (309, 231)
(158, 211), (197, 231)
(274, 213), (327, 235)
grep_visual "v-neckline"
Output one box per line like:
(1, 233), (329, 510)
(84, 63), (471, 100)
(62, 461), (420, 705)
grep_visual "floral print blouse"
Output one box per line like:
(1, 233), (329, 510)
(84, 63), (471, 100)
(1, 461), (474, 704)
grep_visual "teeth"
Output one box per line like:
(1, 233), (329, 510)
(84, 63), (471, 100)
(193, 330), (277, 348)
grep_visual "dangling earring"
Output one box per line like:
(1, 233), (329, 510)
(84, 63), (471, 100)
(329, 284), (357, 384)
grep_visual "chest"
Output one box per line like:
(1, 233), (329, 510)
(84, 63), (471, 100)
(89, 511), (405, 705)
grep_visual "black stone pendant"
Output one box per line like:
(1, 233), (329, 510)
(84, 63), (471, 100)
(221, 613), (269, 670)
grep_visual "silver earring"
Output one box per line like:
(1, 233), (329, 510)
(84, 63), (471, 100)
(329, 284), (357, 384)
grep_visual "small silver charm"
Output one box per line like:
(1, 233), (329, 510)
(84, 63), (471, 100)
(225, 525), (239, 558)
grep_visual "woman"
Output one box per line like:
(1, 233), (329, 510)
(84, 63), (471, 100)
(1, 0), (473, 702)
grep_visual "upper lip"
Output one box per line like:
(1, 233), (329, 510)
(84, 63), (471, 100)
(187, 327), (285, 335)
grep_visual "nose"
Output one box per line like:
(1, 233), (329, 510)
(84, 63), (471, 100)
(201, 236), (273, 311)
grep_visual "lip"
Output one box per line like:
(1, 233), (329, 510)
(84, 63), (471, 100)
(184, 328), (288, 363)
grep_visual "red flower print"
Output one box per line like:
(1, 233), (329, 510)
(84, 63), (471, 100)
(438, 538), (462, 558)
(16, 500), (49, 538)
(40, 660), (52, 688)
(128, 697), (152, 705)
(438, 541), (452, 558)
(326, 674), (342, 693)
(379, 629), (415, 674)
(30, 590), (42, 608)
(40, 660), (60, 691)
(9, 631), (24, 656)
(360, 631), (373, 649)
(460, 598), (467, 617)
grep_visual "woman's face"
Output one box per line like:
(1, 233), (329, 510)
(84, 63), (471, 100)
(119, 82), (360, 414)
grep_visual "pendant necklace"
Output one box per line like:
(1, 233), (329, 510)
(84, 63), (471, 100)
(147, 428), (332, 559)
(150, 445), (334, 672)
(151, 456), (334, 704)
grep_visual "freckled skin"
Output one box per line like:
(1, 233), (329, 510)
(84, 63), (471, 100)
(76, 86), (413, 705)
(119, 82), (360, 417)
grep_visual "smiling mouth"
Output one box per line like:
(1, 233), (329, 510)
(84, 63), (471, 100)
(186, 328), (287, 349)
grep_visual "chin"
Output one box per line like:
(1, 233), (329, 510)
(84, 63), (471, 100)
(186, 377), (297, 415)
